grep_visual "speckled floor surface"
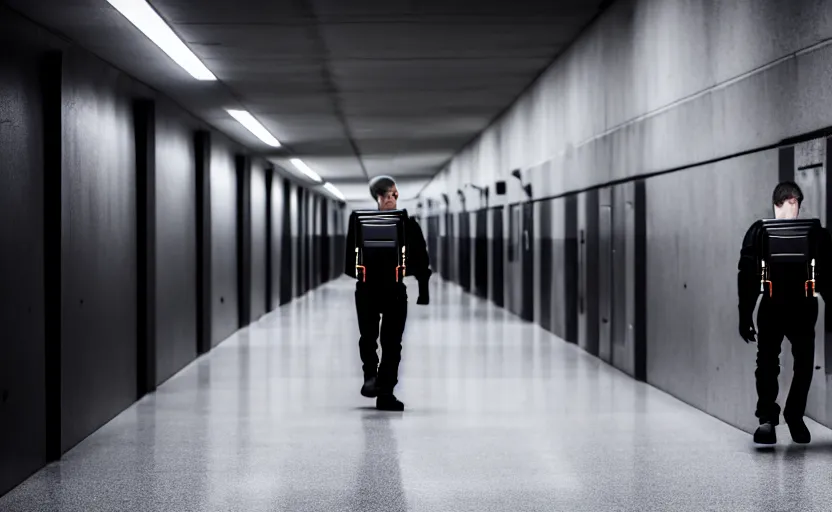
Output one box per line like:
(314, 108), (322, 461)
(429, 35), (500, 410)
(3, 277), (832, 511)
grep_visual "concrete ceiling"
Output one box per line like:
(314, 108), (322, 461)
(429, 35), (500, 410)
(5, 0), (608, 201)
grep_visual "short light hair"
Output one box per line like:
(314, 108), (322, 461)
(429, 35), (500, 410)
(369, 175), (396, 200)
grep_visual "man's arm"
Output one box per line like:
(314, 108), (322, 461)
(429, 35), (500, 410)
(407, 217), (431, 281)
(737, 220), (761, 322)
(344, 211), (356, 278)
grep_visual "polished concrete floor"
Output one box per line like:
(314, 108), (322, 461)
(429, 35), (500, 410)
(3, 277), (832, 511)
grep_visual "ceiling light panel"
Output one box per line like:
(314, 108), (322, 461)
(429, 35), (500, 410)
(227, 110), (282, 147)
(105, 0), (216, 81)
(323, 182), (345, 201)
(291, 158), (322, 183)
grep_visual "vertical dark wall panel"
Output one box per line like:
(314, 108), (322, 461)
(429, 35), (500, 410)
(280, 180), (293, 304)
(321, 200), (330, 283)
(578, 190), (600, 356)
(43, 51), (62, 464)
(134, 99), (156, 396)
(295, 187), (305, 297)
(265, 168), (273, 311)
(249, 162), (267, 321)
(209, 139), (238, 346)
(195, 131), (212, 355)
(60, 50), (138, 454)
(0, 33), (47, 495)
(491, 207), (505, 308)
(564, 195), (579, 344)
(458, 212), (471, 291)
(537, 201), (554, 333)
(633, 180), (647, 381)
(521, 202), (534, 322)
(152, 103), (198, 387)
(269, 174), (284, 309)
(475, 210), (488, 299)
(236, 155), (251, 328)
(441, 213), (451, 280)
(597, 187), (613, 363)
(427, 215), (439, 278)
(507, 205), (522, 316)
(610, 182), (637, 376)
(311, 195), (320, 288)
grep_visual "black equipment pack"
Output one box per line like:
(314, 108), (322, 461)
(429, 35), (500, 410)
(352, 209), (408, 284)
(758, 218), (822, 298)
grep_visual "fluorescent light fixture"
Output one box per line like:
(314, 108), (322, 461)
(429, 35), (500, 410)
(105, 0), (216, 80)
(323, 182), (345, 201)
(290, 158), (322, 183)
(227, 110), (281, 147)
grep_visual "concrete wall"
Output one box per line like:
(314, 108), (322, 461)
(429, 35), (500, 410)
(59, 47), (138, 453)
(270, 174), (286, 309)
(154, 102), (198, 386)
(423, 0), (832, 206)
(645, 151), (778, 433)
(0, 4), (346, 497)
(250, 161), (268, 321)
(423, 0), (832, 433)
(210, 137), (239, 347)
(0, 18), (47, 496)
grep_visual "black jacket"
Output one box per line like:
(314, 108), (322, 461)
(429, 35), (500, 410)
(737, 218), (832, 319)
(344, 209), (432, 283)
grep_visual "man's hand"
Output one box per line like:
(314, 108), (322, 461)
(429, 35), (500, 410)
(739, 317), (757, 343)
(417, 278), (430, 305)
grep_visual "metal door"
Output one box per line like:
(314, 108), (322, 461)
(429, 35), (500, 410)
(522, 202), (534, 322)
(508, 205), (522, 317)
(492, 207), (505, 307)
(577, 190), (600, 356)
(598, 187), (613, 363)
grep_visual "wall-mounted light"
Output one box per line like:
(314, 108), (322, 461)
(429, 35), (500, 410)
(227, 110), (281, 147)
(457, 189), (467, 211)
(323, 182), (345, 201)
(290, 158), (322, 183)
(465, 183), (489, 208)
(105, 0), (216, 80)
(511, 168), (533, 199)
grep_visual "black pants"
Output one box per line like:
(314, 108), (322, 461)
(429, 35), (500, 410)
(355, 282), (408, 395)
(755, 297), (817, 425)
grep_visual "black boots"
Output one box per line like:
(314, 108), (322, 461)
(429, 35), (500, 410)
(753, 422), (776, 444)
(753, 418), (812, 444)
(377, 394), (404, 411)
(787, 418), (811, 444)
(361, 376), (377, 398)
(361, 375), (404, 411)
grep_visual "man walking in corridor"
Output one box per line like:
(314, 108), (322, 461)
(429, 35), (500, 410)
(345, 175), (432, 411)
(737, 181), (832, 444)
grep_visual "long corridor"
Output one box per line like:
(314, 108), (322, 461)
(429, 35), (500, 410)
(3, 277), (832, 511)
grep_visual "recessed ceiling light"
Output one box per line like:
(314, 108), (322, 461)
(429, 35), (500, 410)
(323, 182), (345, 201)
(105, 0), (216, 81)
(227, 110), (281, 147)
(290, 158), (322, 183)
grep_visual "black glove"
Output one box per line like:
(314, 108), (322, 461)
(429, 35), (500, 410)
(417, 278), (430, 305)
(739, 315), (756, 343)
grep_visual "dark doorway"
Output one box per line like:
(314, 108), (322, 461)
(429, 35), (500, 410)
(492, 206), (504, 308)
(474, 209), (488, 299)
(280, 180), (293, 305)
(458, 212), (471, 292)
(521, 202), (534, 322)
